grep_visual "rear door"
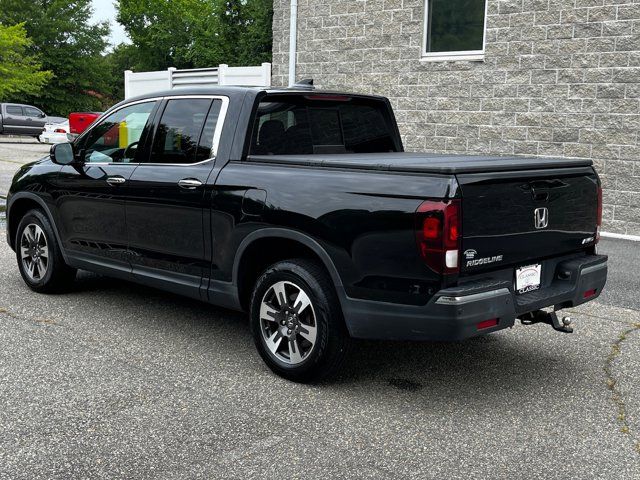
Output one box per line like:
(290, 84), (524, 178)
(457, 167), (599, 274)
(2, 105), (26, 134)
(126, 96), (227, 299)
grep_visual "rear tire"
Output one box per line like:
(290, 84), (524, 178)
(250, 259), (351, 383)
(15, 209), (76, 293)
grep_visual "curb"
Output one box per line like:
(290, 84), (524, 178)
(601, 232), (640, 242)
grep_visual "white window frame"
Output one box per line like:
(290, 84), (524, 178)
(421, 0), (488, 62)
(77, 95), (230, 166)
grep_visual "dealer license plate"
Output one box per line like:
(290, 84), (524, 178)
(515, 264), (541, 294)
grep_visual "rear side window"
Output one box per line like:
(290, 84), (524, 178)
(6, 106), (23, 116)
(149, 98), (221, 164)
(250, 95), (399, 155)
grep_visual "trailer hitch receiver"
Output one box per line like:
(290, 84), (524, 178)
(519, 309), (573, 333)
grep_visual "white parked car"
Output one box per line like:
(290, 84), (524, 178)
(39, 120), (70, 144)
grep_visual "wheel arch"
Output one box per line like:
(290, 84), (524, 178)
(233, 228), (345, 312)
(7, 193), (66, 260)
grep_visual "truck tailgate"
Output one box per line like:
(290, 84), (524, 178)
(457, 167), (599, 274)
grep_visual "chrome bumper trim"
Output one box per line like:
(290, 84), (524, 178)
(435, 288), (511, 306)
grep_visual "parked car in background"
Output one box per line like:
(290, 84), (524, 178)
(0, 103), (47, 139)
(46, 116), (67, 125)
(68, 112), (101, 138)
(39, 120), (70, 144)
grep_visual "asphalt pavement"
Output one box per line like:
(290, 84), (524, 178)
(0, 139), (51, 227)
(0, 140), (639, 479)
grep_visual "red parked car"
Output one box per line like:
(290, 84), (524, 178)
(68, 112), (101, 136)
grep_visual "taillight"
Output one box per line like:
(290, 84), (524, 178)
(596, 186), (602, 243)
(415, 199), (461, 274)
(54, 128), (66, 133)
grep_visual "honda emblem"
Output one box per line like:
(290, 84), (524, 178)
(534, 207), (549, 229)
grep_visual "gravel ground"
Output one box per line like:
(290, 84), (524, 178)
(0, 141), (638, 479)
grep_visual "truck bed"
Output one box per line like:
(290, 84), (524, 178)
(248, 153), (592, 174)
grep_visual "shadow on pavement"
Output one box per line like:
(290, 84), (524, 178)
(59, 270), (580, 400)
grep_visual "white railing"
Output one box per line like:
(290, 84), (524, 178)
(124, 63), (272, 99)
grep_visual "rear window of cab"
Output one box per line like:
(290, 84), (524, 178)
(250, 94), (401, 156)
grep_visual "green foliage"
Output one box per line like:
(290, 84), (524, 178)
(0, 0), (111, 115)
(0, 0), (273, 114)
(117, 0), (273, 72)
(102, 44), (141, 100)
(0, 23), (52, 102)
(116, 0), (204, 71)
(239, 0), (273, 66)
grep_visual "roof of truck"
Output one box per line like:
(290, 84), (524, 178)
(123, 86), (387, 103)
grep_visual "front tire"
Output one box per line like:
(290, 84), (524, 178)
(250, 259), (351, 383)
(15, 209), (76, 293)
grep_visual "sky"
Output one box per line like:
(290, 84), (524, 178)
(90, 0), (130, 47)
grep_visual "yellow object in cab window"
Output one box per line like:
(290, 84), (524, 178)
(119, 121), (128, 149)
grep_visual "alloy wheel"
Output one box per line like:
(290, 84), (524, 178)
(20, 223), (49, 282)
(259, 280), (318, 365)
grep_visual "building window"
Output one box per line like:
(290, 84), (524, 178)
(422, 0), (488, 61)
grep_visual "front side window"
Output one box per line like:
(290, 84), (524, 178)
(80, 101), (156, 164)
(250, 95), (400, 156)
(149, 98), (221, 164)
(25, 107), (43, 118)
(422, 0), (487, 61)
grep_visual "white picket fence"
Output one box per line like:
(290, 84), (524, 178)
(124, 63), (272, 99)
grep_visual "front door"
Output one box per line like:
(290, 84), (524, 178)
(55, 100), (159, 274)
(24, 106), (47, 135)
(126, 96), (225, 299)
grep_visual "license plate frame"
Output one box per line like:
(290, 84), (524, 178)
(515, 264), (542, 294)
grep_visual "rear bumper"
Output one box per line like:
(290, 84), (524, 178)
(341, 253), (607, 341)
(38, 133), (68, 144)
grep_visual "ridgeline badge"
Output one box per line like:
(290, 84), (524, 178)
(464, 249), (504, 267)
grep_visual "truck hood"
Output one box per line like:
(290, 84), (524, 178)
(249, 153), (592, 174)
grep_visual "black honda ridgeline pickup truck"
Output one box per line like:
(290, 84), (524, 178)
(6, 86), (608, 382)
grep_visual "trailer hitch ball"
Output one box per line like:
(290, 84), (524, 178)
(518, 310), (574, 333)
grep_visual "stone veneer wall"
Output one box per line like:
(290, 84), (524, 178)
(272, 0), (640, 235)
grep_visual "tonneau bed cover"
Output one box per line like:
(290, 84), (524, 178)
(248, 153), (593, 174)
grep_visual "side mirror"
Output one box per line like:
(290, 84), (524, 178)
(39, 112), (46, 118)
(50, 142), (75, 165)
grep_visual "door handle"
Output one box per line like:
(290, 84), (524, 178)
(178, 178), (203, 190)
(106, 176), (126, 186)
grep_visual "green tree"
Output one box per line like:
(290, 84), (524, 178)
(117, 0), (209, 71)
(237, 0), (272, 66)
(0, 0), (111, 115)
(102, 43), (140, 101)
(117, 0), (272, 71)
(0, 23), (52, 101)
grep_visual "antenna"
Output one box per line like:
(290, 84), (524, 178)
(293, 79), (315, 90)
